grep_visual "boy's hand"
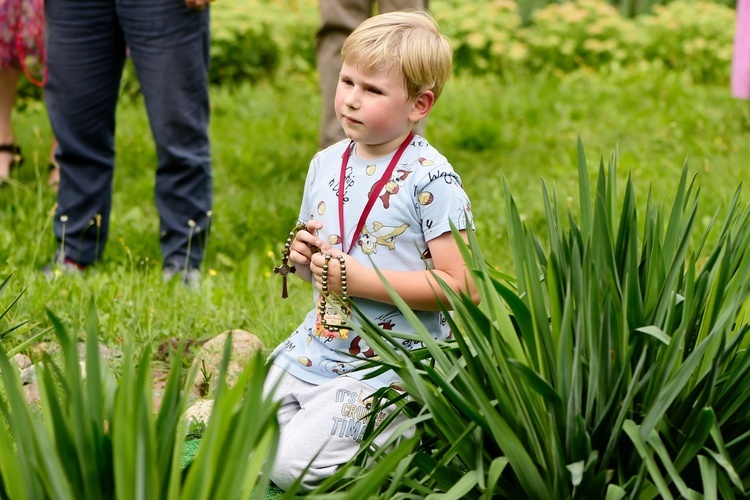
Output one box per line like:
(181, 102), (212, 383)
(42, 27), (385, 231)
(310, 250), (363, 297)
(289, 220), (329, 267)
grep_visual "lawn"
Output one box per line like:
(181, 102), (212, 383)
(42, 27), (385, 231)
(1, 68), (749, 354)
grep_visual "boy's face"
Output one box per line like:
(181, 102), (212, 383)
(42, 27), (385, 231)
(335, 62), (425, 159)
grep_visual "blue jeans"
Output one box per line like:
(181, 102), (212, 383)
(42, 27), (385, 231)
(45, 0), (212, 269)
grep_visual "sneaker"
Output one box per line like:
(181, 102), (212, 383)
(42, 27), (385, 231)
(162, 261), (201, 289)
(42, 257), (87, 280)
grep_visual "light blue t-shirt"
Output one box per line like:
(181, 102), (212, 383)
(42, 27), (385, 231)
(270, 135), (473, 389)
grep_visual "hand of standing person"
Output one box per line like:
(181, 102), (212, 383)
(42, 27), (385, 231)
(185, 0), (212, 11)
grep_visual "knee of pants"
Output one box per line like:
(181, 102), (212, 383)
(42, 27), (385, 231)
(270, 446), (339, 493)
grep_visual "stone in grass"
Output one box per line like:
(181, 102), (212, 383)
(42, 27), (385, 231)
(191, 330), (265, 397)
(184, 399), (214, 435)
(10, 353), (32, 370)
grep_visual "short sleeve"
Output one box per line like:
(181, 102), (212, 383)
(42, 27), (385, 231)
(414, 164), (473, 242)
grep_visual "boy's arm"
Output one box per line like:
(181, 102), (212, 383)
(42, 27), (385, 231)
(311, 231), (480, 311)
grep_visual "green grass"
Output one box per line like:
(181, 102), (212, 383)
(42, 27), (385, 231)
(1, 68), (749, 355)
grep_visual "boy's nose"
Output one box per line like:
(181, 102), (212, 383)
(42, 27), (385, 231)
(344, 90), (360, 108)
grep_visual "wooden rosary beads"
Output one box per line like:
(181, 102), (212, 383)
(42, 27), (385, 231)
(317, 253), (351, 338)
(274, 223), (351, 337)
(273, 222), (321, 298)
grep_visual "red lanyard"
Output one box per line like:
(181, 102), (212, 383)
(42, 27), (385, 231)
(338, 132), (414, 254)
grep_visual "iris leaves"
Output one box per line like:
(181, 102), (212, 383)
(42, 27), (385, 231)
(323, 141), (750, 498)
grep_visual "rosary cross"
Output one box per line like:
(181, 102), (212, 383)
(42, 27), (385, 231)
(273, 258), (295, 298)
(275, 222), (311, 299)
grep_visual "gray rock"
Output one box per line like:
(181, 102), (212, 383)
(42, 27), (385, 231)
(192, 330), (265, 396)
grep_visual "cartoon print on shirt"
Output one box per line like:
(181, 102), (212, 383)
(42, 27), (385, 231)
(314, 199), (342, 245)
(321, 360), (355, 375)
(298, 356), (312, 367)
(329, 164), (354, 203)
(417, 190), (434, 206)
(401, 338), (425, 350)
(358, 222), (409, 255)
(370, 167), (413, 209)
(349, 335), (376, 358)
(456, 203), (474, 226)
(375, 310), (399, 331)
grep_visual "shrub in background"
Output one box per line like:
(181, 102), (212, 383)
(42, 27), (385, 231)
(210, 23), (281, 87)
(638, 0), (736, 83)
(209, 0), (316, 85)
(432, 0), (529, 76)
(431, 0), (736, 82)
(522, 0), (641, 73)
(317, 141), (750, 497)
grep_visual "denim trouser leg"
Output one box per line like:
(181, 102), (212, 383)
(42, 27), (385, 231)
(45, 0), (212, 269)
(45, 0), (125, 265)
(121, 1), (212, 269)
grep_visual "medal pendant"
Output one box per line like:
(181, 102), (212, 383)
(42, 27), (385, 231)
(316, 296), (351, 339)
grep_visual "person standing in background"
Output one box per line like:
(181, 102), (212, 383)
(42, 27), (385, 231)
(44, 0), (213, 286)
(316, 0), (428, 150)
(732, 0), (749, 100)
(0, 0), (57, 186)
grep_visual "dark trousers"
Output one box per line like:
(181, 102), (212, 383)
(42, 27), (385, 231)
(45, 0), (212, 269)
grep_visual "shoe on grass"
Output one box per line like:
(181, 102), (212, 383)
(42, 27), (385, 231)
(42, 257), (87, 280)
(162, 261), (201, 289)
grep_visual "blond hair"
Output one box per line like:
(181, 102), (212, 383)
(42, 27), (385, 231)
(341, 10), (453, 102)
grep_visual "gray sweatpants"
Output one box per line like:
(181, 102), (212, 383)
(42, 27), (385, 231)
(263, 365), (409, 492)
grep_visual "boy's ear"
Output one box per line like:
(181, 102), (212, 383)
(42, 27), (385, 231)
(410, 90), (435, 123)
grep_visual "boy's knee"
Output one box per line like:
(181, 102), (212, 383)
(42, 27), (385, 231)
(270, 453), (335, 493)
(270, 431), (346, 492)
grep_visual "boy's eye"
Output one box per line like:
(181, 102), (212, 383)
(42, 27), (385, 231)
(341, 77), (354, 86)
(367, 87), (383, 95)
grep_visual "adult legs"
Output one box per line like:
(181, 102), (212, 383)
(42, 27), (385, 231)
(316, 0), (428, 150)
(119, 0), (212, 271)
(0, 67), (21, 182)
(45, 0), (125, 265)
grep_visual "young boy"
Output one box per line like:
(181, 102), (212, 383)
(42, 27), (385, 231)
(265, 10), (478, 491)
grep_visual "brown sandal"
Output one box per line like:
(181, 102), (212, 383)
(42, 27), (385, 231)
(0, 143), (23, 185)
(0, 144), (23, 166)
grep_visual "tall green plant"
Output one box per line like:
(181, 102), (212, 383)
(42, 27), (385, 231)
(0, 298), (280, 499)
(0, 275), (49, 356)
(317, 141), (750, 498)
